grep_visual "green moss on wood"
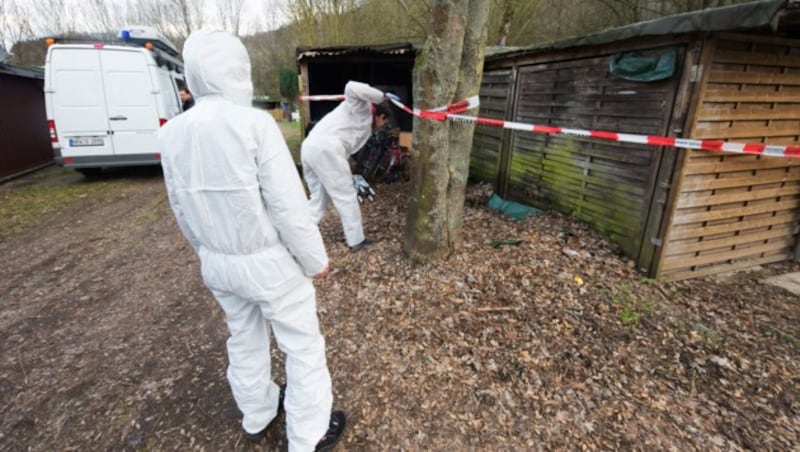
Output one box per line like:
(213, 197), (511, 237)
(506, 139), (644, 255)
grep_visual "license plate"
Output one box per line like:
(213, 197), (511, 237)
(69, 136), (104, 147)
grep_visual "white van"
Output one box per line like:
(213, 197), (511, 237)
(44, 26), (184, 177)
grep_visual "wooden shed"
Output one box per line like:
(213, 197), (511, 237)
(296, 43), (417, 137)
(0, 62), (52, 182)
(470, 0), (800, 281)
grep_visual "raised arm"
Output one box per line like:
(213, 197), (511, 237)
(344, 81), (385, 105)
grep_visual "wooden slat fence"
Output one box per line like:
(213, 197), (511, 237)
(659, 33), (800, 280)
(503, 49), (681, 257)
(470, 69), (513, 184)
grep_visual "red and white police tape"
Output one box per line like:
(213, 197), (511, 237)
(299, 94), (346, 102)
(299, 94), (800, 158)
(298, 94), (479, 114)
(425, 95), (480, 114)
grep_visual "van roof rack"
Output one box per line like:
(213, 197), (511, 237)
(118, 26), (180, 58)
(45, 36), (184, 73)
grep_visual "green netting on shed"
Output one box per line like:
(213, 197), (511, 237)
(609, 48), (676, 82)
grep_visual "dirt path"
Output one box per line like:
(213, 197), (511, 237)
(1, 166), (798, 450)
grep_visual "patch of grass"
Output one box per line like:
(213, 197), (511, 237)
(764, 327), (800, 350)
(654, 366), (681, 382)
(131, 193), (169, 228)
(675, 319), (724, 347)
(611, 283), (656, 329)
(109, 402), (131, 430)
(639, 277), (658, 286)
(277, 120), (303, 162)
(0, 171), (126, 240)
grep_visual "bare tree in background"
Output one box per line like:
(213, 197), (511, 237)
(120, 0), (205, 48)
(89, 1), (172, 40)
(216, 0), (244, 36)
(395, 0), (432, 35)
(174, 0), (205, 38)
(87, 0), (119, 35)
(360, 0), (429, 43)
(34, 0), (73, 36)
(244, 1), (297, 96)
(285, 0), (432, 47)
(0, 0), (757, 83)
(404, 0), (490, 260)
(586, 0), (752, 30)
(491, 0), (513, 46)
(124, 0), (167, 34)
(3, 0), (35, 63)
(480, 0), (755, 47)
(318, 0), (358, 45)
(0, 0), (7, 51)
(285, 0), (316, 46)
(285, 0), (365, 46)
(245, 26), (296, 96)
(486, 0), (545, 45)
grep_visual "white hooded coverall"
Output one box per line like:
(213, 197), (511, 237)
(301, 81), (385, 247)
(158, 30), (332, 451)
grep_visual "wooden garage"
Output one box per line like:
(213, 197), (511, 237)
(0, 62), (52, 182)
(471, 0), (800, 280)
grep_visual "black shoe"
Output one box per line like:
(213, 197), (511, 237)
(315, 411), (346, 451)
(350, 238), (373, 252)
(244, 383), (286, 442)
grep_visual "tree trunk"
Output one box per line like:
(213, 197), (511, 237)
(404, 0), (489, 261)
(445, 1), (490, 250)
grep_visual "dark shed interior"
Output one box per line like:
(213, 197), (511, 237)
(297, 43), (416, 132)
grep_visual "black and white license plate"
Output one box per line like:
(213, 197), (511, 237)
(69, 136), (104, 147)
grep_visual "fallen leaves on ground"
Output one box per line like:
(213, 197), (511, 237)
(0, 169), (798, 450)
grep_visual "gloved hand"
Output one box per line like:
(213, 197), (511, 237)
(353, 174), (376, 203)
(384, 92), (400, 102)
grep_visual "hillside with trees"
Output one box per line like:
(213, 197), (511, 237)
(2, 0), (752, 96)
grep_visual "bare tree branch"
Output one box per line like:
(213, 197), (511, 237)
(216, 0), (245, 36)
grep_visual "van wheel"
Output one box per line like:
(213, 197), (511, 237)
(77, 168), (102, 178)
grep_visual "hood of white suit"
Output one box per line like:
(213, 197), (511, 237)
(182, 29), (253, 107)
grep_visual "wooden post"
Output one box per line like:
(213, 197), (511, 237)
(650, 34), (717, 280)
(496, 64), (518, 199)
(298, 61), (310, 137)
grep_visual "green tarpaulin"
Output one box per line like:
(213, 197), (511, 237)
(609, 48), (676, 82)
(487, 194), (542, 220)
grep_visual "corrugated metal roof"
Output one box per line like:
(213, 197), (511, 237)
(487, 0), (798, 61)
(0, 63), (44, 80)
(297, 43), (416, 62)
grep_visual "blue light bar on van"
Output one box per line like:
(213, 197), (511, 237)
(120, 30), (131, 40)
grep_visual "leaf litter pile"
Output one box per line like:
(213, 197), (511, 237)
(0, 168), (798, 450)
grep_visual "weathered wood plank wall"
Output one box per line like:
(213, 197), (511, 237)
(0, 71), (52, 182)
(500, 49), (682, 257)
(658, 33), (800, 280)
(470, 69), (513, 185)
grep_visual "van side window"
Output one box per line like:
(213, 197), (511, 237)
(158, 71), (181, 117)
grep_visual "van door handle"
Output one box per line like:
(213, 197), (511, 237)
(109, 115), (128, 121)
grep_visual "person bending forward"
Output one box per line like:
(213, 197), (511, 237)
(301, 81), (385, 251)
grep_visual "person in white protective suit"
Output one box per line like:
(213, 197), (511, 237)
(301, 81), (386, 251)
(158, 30), (345, 452)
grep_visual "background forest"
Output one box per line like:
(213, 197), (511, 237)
(1, 0), (751, 99)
